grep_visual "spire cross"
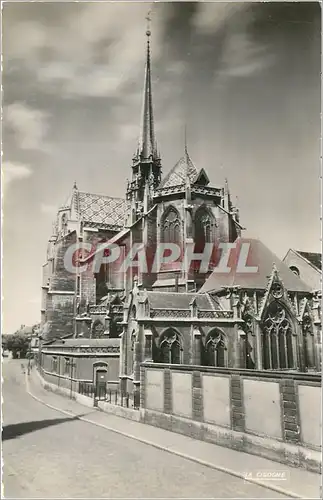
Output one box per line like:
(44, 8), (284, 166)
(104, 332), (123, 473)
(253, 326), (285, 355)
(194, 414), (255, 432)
(146, 11), (151, 37)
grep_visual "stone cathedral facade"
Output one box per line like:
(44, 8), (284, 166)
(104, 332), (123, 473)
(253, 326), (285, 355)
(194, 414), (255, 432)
(40, 28), (321, 393)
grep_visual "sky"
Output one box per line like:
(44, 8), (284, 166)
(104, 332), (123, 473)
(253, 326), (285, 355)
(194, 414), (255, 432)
(2, 1), (321, 333)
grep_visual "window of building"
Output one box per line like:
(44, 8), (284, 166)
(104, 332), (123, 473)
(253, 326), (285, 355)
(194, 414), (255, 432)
(159, 329), (182, 364)
(61, 213), (68, 235)
(52, 356), (58, 373)
(64, 358), (70, 375)
(205, 330), (227, 367)
(161, 207), (181, 244)
(92, 320), (105, 339)
(289, 266), (300, 277)
(194, 207), (215, 254)
(262, 302), (294, 370)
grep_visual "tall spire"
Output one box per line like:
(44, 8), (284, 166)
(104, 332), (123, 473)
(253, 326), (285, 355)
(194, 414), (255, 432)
(138, 11), (156, 160)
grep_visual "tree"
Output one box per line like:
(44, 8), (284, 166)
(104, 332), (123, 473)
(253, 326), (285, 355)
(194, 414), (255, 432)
(5, 333), (30, 359)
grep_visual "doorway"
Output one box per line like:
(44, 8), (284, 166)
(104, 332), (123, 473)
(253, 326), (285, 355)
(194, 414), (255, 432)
(95, 369), (108, 400)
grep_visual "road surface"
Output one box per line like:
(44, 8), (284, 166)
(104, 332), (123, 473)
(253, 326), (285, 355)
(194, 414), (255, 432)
(2, 359), (287, 498)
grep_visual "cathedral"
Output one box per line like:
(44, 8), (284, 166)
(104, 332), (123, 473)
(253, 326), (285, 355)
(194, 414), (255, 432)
(40, 26), (321, 396)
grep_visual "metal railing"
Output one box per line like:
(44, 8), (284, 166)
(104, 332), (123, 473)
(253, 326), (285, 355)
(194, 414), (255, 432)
(78, 381), (95, 398)
(104, 389), (140, 410)
(78, 382), (140, 410)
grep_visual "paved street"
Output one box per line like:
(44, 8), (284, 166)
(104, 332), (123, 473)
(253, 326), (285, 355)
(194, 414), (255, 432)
(2, 360), (290, 499)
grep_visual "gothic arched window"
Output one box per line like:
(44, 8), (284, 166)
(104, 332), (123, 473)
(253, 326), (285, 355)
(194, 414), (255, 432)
(262, 302), (294, 370)
(161, 207), (181, 244)
(302, 309), (315, 370)
(194, 207), (215, 253)
(92, 320), (104, 339)
(61, 213), (68, 234)
(159, 329), (182, 364)
(205, 330), (227, 367)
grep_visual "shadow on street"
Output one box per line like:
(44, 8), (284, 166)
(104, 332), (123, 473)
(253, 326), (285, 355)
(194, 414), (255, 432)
(2, 414), (86, 441)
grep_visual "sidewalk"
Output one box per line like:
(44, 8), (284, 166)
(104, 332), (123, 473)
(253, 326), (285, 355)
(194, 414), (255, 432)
(27, 369), (321, 499)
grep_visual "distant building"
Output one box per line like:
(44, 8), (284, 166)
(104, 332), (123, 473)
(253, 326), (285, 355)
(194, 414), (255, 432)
(283, 249), (321, 290)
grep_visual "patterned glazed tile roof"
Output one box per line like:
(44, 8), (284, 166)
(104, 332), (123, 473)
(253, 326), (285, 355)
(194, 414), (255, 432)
(146, 291), (220, 310)
(296, 251), (322, 271)
(78, 192), (128, 228)
(160, 153), (198, 188)
(200, 238), (311, 294)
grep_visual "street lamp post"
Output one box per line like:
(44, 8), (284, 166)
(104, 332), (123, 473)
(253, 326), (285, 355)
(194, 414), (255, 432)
(27, 336), (32, 375)
(70, 359), (76, 399)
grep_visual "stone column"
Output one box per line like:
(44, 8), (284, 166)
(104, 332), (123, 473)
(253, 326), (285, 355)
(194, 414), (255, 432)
(133, 340), (141, 408)
(294, 321), (304, 371)
(255, 322), (263, 370)
(104, 314), (111, 335)
(232, 323), (240, 369)
(119, 321), (128, 395)
(192, 327), (201, 365)
(144, 329), (153, 362)
(312, 291), (322, 371)
(237, 328), (246, 369)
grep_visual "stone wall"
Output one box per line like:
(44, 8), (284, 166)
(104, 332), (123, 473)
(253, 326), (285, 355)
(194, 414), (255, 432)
(140, 363), (321, 473)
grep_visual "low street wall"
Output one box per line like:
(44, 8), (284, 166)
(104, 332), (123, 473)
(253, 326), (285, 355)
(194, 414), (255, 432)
(140, 363), (321, 473)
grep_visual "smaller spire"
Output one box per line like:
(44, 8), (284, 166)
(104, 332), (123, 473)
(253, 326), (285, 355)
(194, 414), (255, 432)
(73, 180), (78, 190)
(146, 9), (151, 37)
(224, 177), (232, 211)
(184, 124), (188, 156)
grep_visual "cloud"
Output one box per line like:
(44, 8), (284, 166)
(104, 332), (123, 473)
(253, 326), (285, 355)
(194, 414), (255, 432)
(2, 161), (32, 187)
(40, 203), (58, 216)
(4, 102), (51, 151)
(192, 3), (274, 82)
(3, 2), (163, 99)
(193, 3), (246, 34)
(217, 31), (275, 79)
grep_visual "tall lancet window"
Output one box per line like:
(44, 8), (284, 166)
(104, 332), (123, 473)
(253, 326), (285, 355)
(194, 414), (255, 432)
(262, 302), (294, 370)
(161, 207), (181, 244)
(205, 330), (227, 367)
(159, 329), (182, 364)
(194, 207), (215, 253)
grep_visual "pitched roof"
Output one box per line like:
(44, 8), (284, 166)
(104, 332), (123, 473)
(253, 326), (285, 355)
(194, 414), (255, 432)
(44, 338), (120, 348)
(199, 238), (311, 294)
(78, 192), (128, 228)
(295, 251), (322, 271)
(160, 153), (198, 188)
(145, 291), (220, 310)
